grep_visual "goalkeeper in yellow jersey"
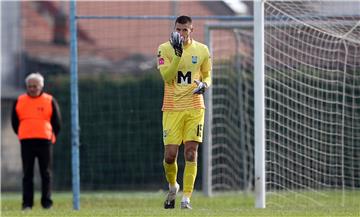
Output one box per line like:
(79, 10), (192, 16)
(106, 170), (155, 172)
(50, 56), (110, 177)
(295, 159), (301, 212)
(157, 15), (211, 209)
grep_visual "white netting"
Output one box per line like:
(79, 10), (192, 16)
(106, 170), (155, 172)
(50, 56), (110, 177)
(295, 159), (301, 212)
(209, 26), (254, 192)
(209, 1), (359, 208)
(264, 0), (360, 207)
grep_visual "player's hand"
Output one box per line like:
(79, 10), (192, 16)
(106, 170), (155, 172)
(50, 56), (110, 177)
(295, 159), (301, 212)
(193, 80), (207, 94)
(170, 32), (183, 57)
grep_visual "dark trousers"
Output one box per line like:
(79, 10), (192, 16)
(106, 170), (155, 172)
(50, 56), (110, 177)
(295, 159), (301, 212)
(20, 139), (53, 208)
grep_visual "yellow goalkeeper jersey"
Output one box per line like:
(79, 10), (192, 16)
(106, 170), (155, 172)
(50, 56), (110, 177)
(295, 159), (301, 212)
(157, 39), (212, 111)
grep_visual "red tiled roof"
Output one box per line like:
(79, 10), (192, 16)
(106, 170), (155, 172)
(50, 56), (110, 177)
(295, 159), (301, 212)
(22, 1), (237, 71)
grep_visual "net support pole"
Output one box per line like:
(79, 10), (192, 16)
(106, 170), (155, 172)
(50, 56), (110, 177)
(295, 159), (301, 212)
(202, 25), (213, 197)
(70, 0), (80, 210)
(254, 0), (266, 208)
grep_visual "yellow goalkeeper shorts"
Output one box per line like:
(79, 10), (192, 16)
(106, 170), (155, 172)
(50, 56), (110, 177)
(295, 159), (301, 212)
(162, 109), (205, 145)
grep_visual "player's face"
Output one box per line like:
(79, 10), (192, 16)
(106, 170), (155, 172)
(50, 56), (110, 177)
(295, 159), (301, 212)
(175, 22), (193, 44)
(26, 79), (43, 97)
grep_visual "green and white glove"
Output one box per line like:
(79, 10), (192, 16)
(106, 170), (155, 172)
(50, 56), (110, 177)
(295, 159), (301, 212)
(170, 32), (183, 57)
(193, 80), (207, 94)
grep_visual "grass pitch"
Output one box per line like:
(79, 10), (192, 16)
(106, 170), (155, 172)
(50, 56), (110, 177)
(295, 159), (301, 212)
(1, 191), (359, 216)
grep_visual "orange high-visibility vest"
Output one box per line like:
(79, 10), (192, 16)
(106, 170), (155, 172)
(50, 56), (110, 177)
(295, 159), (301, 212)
(16, 93), (55, 142)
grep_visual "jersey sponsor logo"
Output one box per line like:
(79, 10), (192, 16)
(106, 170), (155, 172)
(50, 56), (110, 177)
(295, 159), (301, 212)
(158, 58), (164, 65)
(177, 71), (191, 85)
(192, 56), (198, 64)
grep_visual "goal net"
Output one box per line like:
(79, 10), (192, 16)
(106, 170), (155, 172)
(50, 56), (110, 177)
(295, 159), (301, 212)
(206, 23), (255, 193)
(263, 1), (360, 207)
(208, 0), (360, 207)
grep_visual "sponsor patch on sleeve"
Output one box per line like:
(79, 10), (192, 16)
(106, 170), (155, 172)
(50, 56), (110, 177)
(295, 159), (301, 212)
(158, 57), (164, 65)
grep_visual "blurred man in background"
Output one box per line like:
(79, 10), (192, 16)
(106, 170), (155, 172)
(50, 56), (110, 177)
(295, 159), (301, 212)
(12, 72), (61, 210)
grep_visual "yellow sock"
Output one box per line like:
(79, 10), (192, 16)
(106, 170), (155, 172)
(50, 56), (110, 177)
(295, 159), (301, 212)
(183, 161), (197, 198)
(163, 160), (178, 186)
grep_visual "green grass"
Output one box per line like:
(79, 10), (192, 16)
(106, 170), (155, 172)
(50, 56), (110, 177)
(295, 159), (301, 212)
(1, 191), (359, 217)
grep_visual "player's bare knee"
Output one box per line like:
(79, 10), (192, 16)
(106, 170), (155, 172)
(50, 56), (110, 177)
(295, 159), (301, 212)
(164, 145), (178, 163)
(164, 155), (176, 164)
(185, 149), (197, 162)
(164, 151), (177, 163)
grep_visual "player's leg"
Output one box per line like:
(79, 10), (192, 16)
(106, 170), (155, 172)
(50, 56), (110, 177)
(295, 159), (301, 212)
(163, 145), (180, 209)
(181, 109), (205, 209)
(181, 141), (199, 209)
(162, 111), (183, 209)
(164, 145), (179, 185)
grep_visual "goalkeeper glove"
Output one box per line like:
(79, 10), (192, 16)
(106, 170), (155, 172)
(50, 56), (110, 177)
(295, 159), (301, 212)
(193, 80), (207, 94)
(170, 32), (183, 57)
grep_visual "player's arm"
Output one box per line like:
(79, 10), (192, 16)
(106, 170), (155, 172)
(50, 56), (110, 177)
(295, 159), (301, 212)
(201, 46), (212, 87)
(201, 69), (211, 87)
(158, 32), (184, 83)
(193, 70), (211, 94)
(193, 47), (212, 94)
(159, 55), (181, 83)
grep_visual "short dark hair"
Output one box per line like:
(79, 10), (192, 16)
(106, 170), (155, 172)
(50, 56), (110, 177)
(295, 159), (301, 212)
(175, 15), (192, 25)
